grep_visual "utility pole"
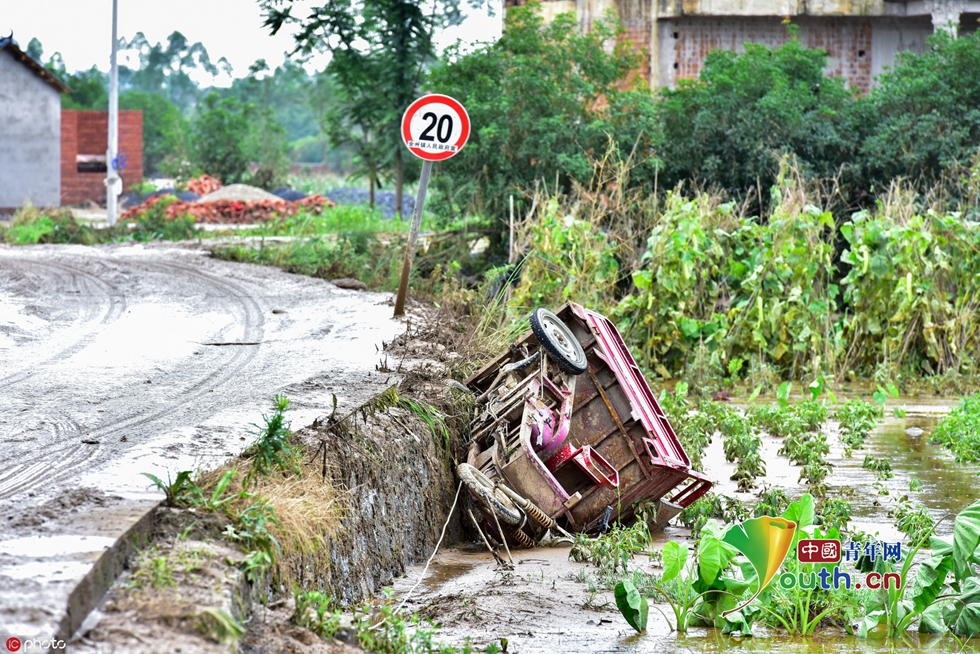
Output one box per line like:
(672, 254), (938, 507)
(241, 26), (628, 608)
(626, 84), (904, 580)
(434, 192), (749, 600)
(105, 0), (121, 227)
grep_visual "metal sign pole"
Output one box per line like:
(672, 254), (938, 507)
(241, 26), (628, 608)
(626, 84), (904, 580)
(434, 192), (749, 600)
(105, 0), (120, 227)
(393, 159), (433, 317)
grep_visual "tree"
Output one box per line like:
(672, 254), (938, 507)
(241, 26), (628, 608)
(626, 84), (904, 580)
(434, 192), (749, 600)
(427, 5), (651, 216)
(258, 0), (475, 216)
(121, 31), (231, 112)
(858, 29), (980, 185)
(226, 58), (320, 142)
(657, 32), (860, 207)
(41, 47), (109, 110)
(191, 93), (255, 184)
(119, 92), (183, 174)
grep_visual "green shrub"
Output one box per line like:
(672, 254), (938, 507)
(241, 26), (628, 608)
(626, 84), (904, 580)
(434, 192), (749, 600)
(859, 29), (980, 188)
(836, 400), (882, 452)
(659, 35), (859, 207)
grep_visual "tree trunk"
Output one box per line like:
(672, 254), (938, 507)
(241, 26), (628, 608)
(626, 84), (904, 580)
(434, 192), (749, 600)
(369, 170), (376, 209)
(395, 147), (404, 220)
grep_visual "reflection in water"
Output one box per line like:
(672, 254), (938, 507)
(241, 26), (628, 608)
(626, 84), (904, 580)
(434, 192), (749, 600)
(834, 413), (979, 539)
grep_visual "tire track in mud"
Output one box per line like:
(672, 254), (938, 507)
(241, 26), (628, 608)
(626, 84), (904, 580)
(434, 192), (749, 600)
(0, 257), (126, 386)
(0, 257), (265, 501)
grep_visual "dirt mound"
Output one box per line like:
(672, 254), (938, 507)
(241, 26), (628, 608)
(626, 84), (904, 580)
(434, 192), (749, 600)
(200, 184), (281, 203)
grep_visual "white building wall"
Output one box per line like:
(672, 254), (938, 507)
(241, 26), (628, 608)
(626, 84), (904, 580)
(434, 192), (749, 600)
(0, 49), (62, 209)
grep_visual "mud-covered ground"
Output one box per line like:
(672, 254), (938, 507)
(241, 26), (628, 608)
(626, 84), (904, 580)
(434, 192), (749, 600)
(68, 308), (469, 653)
(0, 242), (414, 643)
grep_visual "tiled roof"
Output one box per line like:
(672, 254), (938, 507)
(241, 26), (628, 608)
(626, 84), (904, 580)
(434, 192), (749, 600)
(0, 34), (71, 93)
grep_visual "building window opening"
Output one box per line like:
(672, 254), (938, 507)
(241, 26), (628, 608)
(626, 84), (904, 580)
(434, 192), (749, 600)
(76, 154), (107, 174)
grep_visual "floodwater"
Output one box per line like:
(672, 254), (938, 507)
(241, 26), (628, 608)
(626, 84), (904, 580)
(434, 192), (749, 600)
(394, 393), (980, 652)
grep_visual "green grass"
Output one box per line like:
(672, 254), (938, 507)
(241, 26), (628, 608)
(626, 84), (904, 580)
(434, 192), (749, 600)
(231, 204), (418, 239)
(211, 233), (402, 289)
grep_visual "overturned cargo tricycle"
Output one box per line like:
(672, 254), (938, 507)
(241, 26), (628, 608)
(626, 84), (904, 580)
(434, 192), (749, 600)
(460, 303), (711, 548)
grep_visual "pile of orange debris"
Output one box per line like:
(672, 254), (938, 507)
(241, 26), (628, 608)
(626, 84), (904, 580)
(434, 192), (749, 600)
(185, 174), (222, 196)
(120, 175), (333, 224)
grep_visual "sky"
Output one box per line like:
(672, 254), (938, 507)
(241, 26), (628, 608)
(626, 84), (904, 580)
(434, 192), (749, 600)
(0, 0), (503, 85)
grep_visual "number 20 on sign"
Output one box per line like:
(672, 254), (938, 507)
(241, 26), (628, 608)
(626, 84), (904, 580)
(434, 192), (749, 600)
(393, 94), (470, 316)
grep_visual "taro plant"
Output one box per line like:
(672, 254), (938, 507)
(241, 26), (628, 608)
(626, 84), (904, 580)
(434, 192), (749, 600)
(679, 493), (749, 539)
(817, 497), (852, 534)
(836, 399), (881, 454)
(930, 394), (980, 463)
(754, 485), (790, 518)
(863, 455), (894, 480)
(859, 498), (980, 638)
(889, 495), (935, 546)
(755, 494), (847, 635)
(616, 528), (751, 634)
(719, 406), (766, 491)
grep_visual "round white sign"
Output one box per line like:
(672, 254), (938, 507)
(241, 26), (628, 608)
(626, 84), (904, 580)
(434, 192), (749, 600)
(401, 94), (470, 162)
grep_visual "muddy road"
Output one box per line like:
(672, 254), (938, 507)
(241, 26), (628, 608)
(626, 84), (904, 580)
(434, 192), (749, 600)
(0, 243), (406, 641)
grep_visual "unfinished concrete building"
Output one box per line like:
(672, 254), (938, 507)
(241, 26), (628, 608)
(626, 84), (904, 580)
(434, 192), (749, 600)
(507, 0), (980, 92)
(0, 36), (69, 210)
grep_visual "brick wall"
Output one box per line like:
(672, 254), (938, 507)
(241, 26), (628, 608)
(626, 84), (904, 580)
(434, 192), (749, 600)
(616, 2), (653, 84)
(665, 17), (874, 92)
(61, 110), (143, 205)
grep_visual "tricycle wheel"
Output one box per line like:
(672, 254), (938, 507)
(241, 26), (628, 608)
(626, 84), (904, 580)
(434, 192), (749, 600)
(457, 463), (523, 526)
(530, 308), (587, 375)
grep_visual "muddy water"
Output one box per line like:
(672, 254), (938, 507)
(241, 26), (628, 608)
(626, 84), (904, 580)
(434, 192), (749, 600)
(707, 396), (974, 539)
(395, 394), (980, 652)
(395, 544), (975, 653)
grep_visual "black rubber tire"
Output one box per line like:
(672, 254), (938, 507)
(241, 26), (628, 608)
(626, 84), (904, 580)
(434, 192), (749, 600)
(457, 463), (523, 526)
(530, 308), (588, 375)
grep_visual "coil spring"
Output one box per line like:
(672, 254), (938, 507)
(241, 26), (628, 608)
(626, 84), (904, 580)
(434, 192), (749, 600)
(505, 525), (534, 549)
(523, 502), (557, 530)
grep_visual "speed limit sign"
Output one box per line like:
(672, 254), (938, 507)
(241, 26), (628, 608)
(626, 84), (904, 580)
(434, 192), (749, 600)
(401, 94), (470, 161)
(394, 93), (471, 317)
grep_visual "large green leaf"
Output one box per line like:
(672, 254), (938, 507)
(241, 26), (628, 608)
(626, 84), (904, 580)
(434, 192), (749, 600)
(781, 493), (814, 530)
(662, 540), (687, 584)
(919, 603), (945, 634)
(776, 381), (792, 408)
(614, 580), (648, 633)
(953, 500), (980, 582)
(910, 552), (952, 615)
(698, 535), (725, 586)
(858, 610), (885, 638)
(945, 577), (980, 637)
